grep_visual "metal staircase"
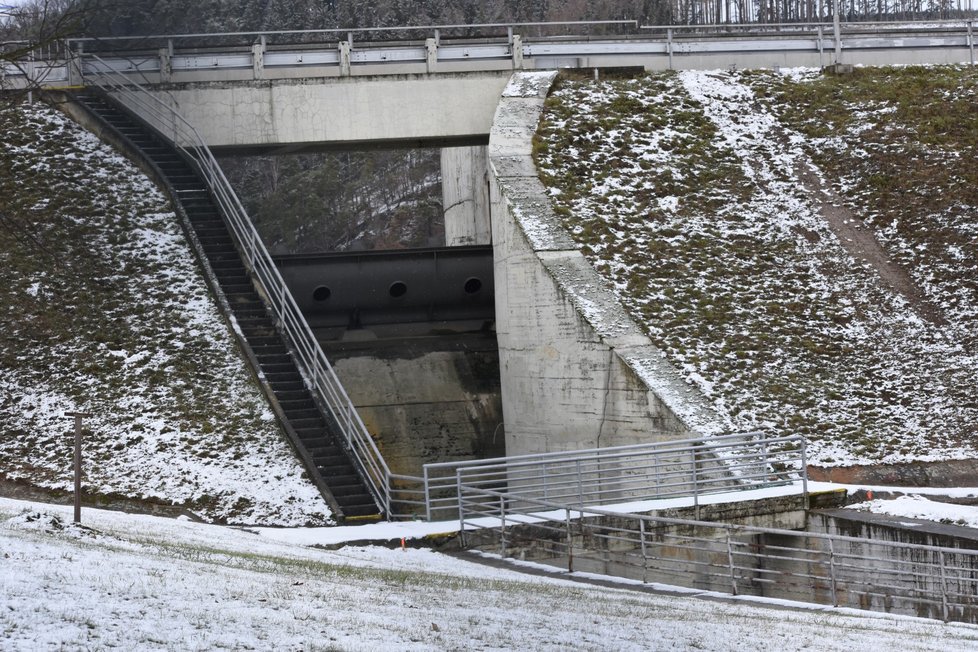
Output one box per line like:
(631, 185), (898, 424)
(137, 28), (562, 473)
(74, 89), (381, 520)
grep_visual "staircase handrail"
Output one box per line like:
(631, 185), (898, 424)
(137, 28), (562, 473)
(83, 53), (403, 517)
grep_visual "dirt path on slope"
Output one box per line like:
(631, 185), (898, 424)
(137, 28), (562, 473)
(792, 150), (948, 328)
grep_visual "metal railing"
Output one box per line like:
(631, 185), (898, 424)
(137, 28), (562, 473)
(413, 432), (806, 521)
(459, 488), (978, 624)
(83, 55), (394, 517)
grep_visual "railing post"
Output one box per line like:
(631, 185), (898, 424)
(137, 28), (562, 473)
(456, 470), (466, 547)
(801, 439), (809, 508)
(969, 21), (975, 66)
(252, 35), (265, 80)
(640, 518), (648, 584)
(543, 462), (549, 501)
(423, 465), (432, 522)
(159, 47), (172, 83)
(566, 508), (573, 573)
(940, 550), (950, 622)
(499, 495), (507, 558)
(667, 28), (674, 70)
(832, 0), (842, 64)
(691, 447), (699, 520)
(575, 459), (584, 516)
(828, 538), (839, 607)
(726, 530), (738, 596)
(425, 37), (438, 74)
(817, 25), (824, 68)
(338, 39), (352, 77)
(512, 34), (524, 69)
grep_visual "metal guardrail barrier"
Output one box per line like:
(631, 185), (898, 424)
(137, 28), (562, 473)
(6, 19), (978, 89)
(459, 488), (978, 624)
(83, 55), (394, 517)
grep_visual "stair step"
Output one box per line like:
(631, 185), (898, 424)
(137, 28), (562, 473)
(330, 483), (372, 498)
(266, 377), (304, 391)
(290, 417), (327, 430)
(297, 437), (336, 452)
(252, 349), (291, 363)
(276, 390), (313, 403)
(261, 361), (299, 375)
(317, 463), (357, 477)
(247, 335), (284, 347)
(340, 505), (382, 518)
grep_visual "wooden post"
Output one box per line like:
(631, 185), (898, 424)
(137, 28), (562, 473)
(65, 412), (91, 524)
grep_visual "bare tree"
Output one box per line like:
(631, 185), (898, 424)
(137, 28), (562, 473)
(1, 0), (103, 103)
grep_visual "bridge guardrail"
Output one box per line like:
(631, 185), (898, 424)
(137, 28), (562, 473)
(83, 54), (397, 518)
(6, 19), (978, 89)
(458, 487), (978, 624)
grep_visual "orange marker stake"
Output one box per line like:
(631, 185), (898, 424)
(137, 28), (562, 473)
(867, 490), (874, 501)
(401, 537), (406, 551)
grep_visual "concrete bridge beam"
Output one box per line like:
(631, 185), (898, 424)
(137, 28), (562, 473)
(138, 72), (512, 151)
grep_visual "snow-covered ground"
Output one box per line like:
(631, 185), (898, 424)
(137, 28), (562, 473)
(535, 68), (978, 467)
(0, 104), (330, 525)
(848, 493), (978, 529)
(2, 495), (977, 651)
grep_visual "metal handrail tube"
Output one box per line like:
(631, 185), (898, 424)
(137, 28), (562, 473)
(422, 431), (777, 472)
(450, 438), (798, 477)
(84, 55), (396, 516)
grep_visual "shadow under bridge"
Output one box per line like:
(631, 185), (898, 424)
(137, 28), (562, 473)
(273, 244), (495, 342)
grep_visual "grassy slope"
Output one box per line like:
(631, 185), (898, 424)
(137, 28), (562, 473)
(535, 68), (978, 466)
(0, 103), (330, 525)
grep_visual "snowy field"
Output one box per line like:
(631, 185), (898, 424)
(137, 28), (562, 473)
(2, 496), (978, 651)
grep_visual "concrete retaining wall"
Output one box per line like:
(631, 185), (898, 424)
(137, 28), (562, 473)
(327, 339), (505, 477)
(488, 71), (728, 458)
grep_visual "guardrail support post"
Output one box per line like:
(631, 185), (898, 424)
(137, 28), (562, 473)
(667, 28), (674, 70)
(425, 38), (438, 74)
(252, 36), (265, 80)
(691, 447), (699, 520)
(817, 25), (824, 68)
(159, 47), (172, 83)
(339, 40), (352, 77)
(512, 35), (523, 70)
(969, 21), (975, 66)
(832, 0), (842, 64)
